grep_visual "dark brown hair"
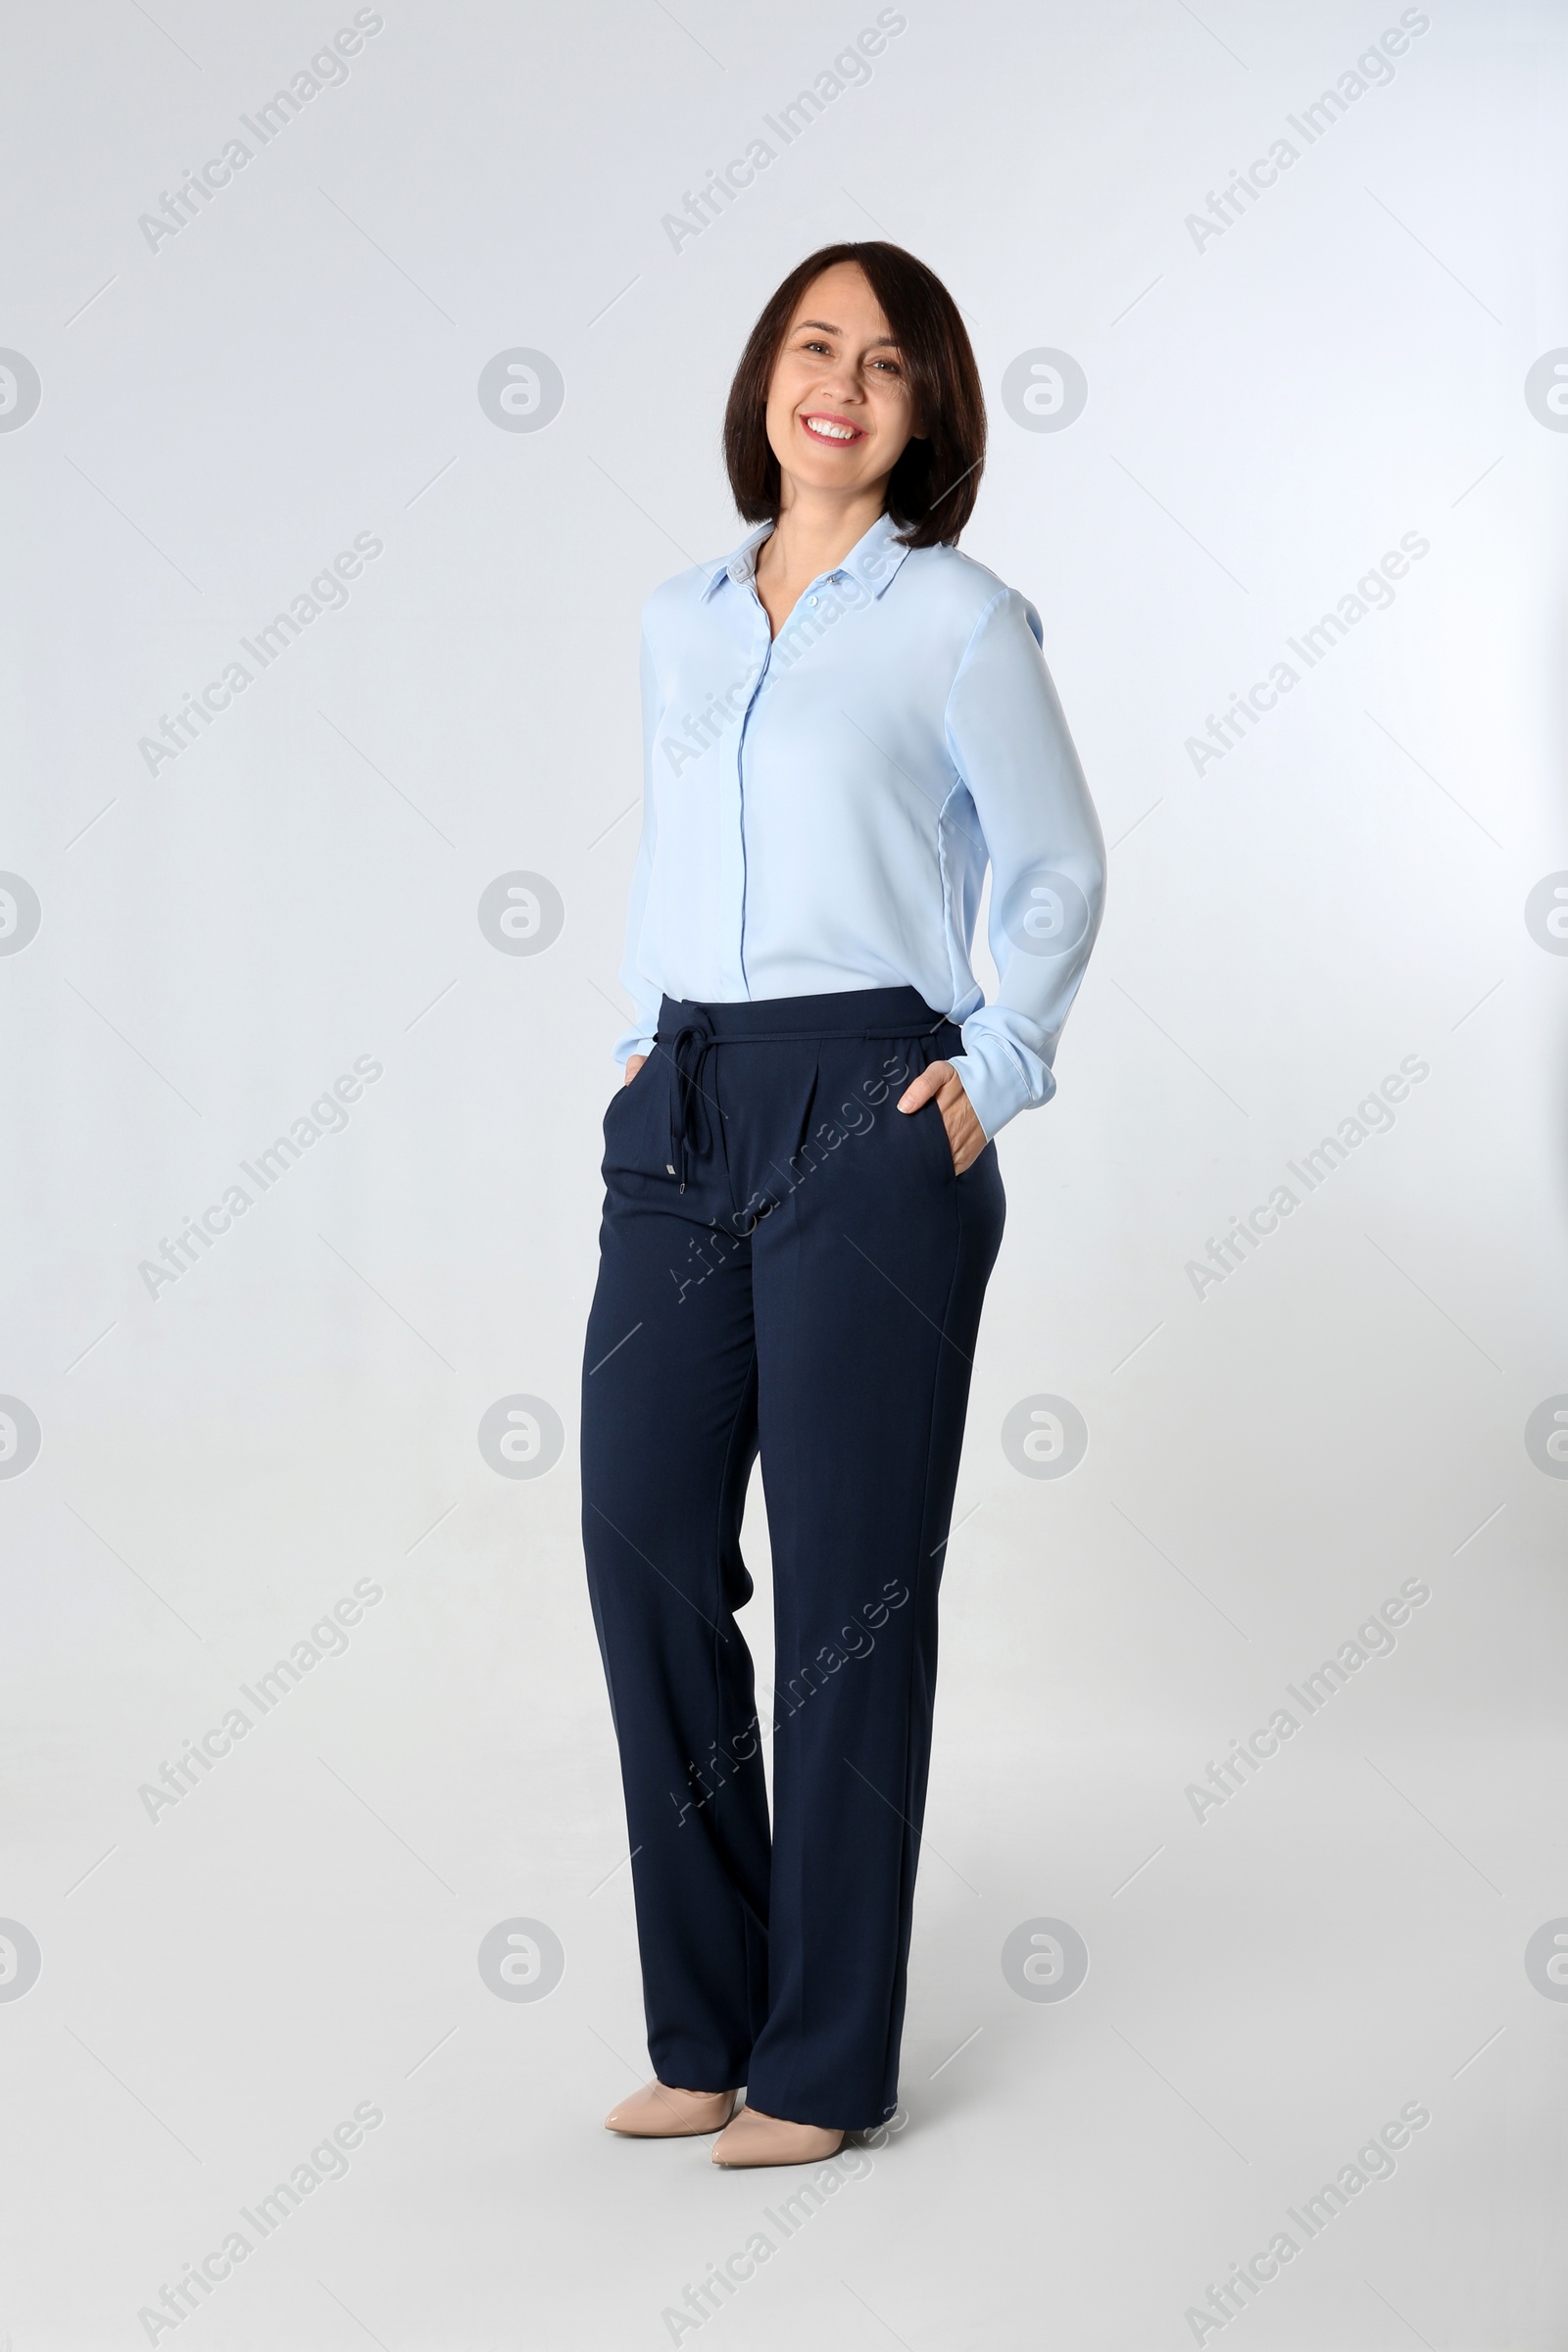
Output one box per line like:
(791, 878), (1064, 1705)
(722, 241), (986, 550)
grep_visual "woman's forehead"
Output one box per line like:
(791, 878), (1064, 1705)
(786, 271), (896, 343)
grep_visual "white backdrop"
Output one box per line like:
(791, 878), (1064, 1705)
(3, 3), (1566, 2345)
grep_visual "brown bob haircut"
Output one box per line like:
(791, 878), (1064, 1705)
(722, 241), (986, 550)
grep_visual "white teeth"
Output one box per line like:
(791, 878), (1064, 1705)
(805, 417), (857, 440)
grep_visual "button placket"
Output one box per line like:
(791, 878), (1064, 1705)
(731, 599), (774, 1000)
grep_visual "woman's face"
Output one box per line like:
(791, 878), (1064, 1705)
(763, 262), (921, 507)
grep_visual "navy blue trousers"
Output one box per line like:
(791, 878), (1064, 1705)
(580, 987), (1004, 2130)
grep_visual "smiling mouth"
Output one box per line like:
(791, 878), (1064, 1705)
(801, 415), (865, 444)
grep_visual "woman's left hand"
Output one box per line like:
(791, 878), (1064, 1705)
(897, 1060), (987, 1175)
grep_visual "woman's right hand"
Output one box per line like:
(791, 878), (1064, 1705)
(624, 1054), (648, 1086)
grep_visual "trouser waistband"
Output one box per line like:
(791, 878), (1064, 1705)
(655, 988), (955, 1188)
(655, 985), (951, 1046)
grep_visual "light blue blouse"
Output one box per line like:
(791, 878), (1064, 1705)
(612, 509), (1105, 1141)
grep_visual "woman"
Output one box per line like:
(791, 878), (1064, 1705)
(581, 242), (1104, 2169)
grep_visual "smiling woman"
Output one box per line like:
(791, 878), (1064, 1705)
(724, 242), (986, 555)
(581, 239), (1106, 2175)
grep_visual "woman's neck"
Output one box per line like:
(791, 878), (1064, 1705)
(756, 486), (886, 599)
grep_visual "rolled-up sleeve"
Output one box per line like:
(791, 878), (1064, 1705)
(942, 587), (1106, 1141)
(611, 619), (667, 1066)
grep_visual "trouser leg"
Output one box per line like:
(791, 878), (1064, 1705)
(739, 1033), (1005, 2129)
(580, 1086), (768, 2092)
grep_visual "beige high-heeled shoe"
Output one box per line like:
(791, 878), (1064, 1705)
(710, 2105), (845, 2167)
(604, 2080), (739, 2137)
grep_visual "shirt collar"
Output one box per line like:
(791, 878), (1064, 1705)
(702, 509), (913, 603)
(704, 521), (772, 599)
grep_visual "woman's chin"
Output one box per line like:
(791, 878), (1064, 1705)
(788, 452), (875, 493)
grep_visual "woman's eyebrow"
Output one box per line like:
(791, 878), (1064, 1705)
(793, 318), (900, 348)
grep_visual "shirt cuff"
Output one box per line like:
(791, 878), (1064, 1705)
(613, 1027), (657, 1068)
(948, 1033), (1055, 1143)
